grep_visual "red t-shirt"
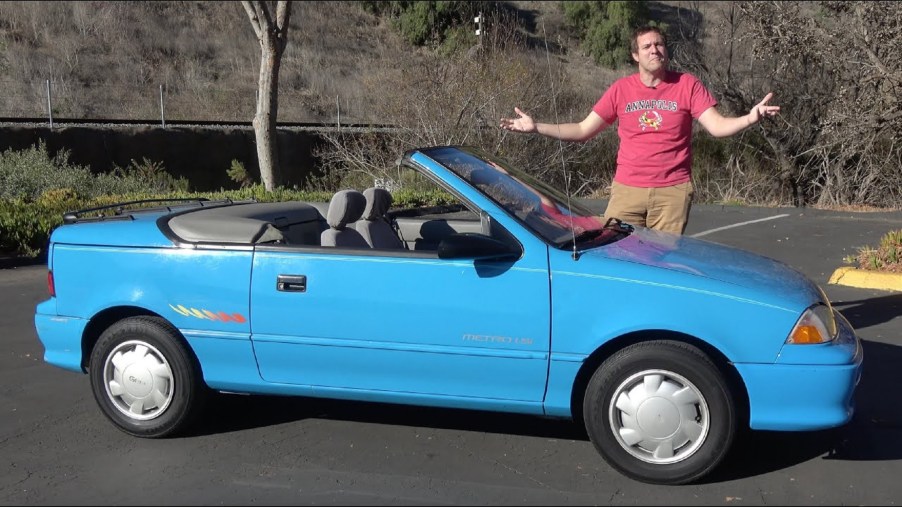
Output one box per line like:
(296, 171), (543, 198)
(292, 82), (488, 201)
(592, 71), (717, 187)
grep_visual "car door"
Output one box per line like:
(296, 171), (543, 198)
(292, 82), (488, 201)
(248, 235), (551, 403)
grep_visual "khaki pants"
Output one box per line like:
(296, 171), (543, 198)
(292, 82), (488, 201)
(603, 181), (694, 234)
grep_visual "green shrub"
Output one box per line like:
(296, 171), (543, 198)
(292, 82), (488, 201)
(391, 187), (457, 207)
(227, 159), (255, 188)
(111, 157), (190, 193)
(844, 230), (902, 273)
(361, 0), (487, 49)
(0, 199), (56, 256)
(0, 142), (185, 200)
(0, 141), (95, 200)
(562, 1), (659, 69)
(202, 184), (332, 204)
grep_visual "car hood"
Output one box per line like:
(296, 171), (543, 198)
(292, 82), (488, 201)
(580, 227), (823, 307)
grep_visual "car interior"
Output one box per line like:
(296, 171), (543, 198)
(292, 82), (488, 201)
(164, 187), (488, 255)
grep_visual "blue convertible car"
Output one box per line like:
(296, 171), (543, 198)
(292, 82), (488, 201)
(34, 146), (862, 485)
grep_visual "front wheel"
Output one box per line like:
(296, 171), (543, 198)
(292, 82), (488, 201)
(583, 340), (737, 485)
(89, 316), (205, 438)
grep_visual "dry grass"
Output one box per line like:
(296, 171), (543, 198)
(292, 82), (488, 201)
(812, 204), (902, 213)
(0, 1), (403, 123)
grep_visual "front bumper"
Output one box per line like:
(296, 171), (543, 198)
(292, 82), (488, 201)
(738, 309), (863, 431)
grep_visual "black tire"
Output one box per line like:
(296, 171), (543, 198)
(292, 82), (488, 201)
(583, 340), (736, 485)
(89, 316), (205, 438)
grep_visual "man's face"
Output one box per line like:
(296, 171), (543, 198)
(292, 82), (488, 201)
(632, 31), (667, 73)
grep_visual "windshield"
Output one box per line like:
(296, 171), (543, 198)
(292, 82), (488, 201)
(420, 146), (629, 249)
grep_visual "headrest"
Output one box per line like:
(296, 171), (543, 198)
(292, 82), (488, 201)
(362, 187), (393, 220)
(326, 189), (366, 229)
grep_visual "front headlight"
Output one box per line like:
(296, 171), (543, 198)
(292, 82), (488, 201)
(786, 304), (837, 344)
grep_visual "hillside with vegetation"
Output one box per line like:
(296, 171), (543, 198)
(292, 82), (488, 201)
(0, 1), (900, 211)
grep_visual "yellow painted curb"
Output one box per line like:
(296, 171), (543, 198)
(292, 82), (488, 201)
(828, 267), (902, 292)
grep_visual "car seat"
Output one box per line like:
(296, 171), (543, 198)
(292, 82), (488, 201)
(320, 189), (369, 248)
(357, 187), (404, 249)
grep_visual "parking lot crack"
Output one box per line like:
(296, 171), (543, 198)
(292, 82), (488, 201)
(492, 459), (552, 490)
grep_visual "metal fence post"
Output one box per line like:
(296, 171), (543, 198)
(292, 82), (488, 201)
(46, 79), (53, 129)
(475, 12), (483, 46)
(160, 84), (166, 128)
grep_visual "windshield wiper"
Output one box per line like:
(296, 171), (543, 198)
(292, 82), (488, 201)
(559, 218), (634, 251)
(559, 228), (607, 250)
(603, 217), (635, 233)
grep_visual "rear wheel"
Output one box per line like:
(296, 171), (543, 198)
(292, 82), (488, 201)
(583, 340), (736, 485)
(89, 316), (205, 438)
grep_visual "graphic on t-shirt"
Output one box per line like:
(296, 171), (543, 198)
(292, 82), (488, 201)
(639, 110), (663, 131)
(625, 100), (678, 113)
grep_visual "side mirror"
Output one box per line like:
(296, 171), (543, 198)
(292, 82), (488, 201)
(437, 233), (520, 260)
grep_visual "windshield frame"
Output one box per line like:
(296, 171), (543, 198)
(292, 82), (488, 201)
(417, 146), (626, 249)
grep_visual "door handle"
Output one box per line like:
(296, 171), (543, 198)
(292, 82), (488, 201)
(276, 274), (307, 292)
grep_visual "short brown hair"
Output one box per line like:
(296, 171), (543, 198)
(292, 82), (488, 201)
(630, 26), (666, 54)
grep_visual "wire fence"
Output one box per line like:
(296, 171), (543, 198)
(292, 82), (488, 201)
(0, 78), (365, 125)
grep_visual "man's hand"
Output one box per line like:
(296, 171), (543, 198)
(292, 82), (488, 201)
(747, 92), (781, 125)
(499, 107), (537, 133)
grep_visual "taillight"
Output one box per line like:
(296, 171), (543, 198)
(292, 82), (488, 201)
(47, 270), (56, 297)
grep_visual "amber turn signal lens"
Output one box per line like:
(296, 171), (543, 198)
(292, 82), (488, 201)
(786, 305), (835, 345)
(789, 325), (824, 344)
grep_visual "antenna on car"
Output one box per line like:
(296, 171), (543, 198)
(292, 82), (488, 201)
(541, 22), (579, 261)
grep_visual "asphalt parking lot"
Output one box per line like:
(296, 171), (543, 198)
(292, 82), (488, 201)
(1, 203), (901, 505)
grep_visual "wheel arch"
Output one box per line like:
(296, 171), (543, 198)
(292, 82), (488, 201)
(568, 330), (750, 430)
(80, 307), (174, 371)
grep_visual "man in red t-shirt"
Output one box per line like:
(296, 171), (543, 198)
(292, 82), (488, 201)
(499, 26), (780, 234)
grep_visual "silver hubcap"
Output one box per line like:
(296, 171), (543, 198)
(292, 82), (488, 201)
(608, 369), (709, 464)
(103, 340), (174, 421)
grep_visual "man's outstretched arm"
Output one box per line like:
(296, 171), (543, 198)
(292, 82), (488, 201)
(500, 107), (610, 142)
(697, 92), (781, 138)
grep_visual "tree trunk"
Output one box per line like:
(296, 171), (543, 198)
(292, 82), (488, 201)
(242, 1), (291, 192)
(254, 43), (282, 190)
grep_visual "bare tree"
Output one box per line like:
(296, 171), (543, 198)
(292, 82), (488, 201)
(242, 0), (291, 191)
(671, 1), (902, 208)
(313, 9), (619, 198)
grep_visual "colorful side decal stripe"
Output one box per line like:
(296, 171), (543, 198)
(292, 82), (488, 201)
(169, 304), (246, 323)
